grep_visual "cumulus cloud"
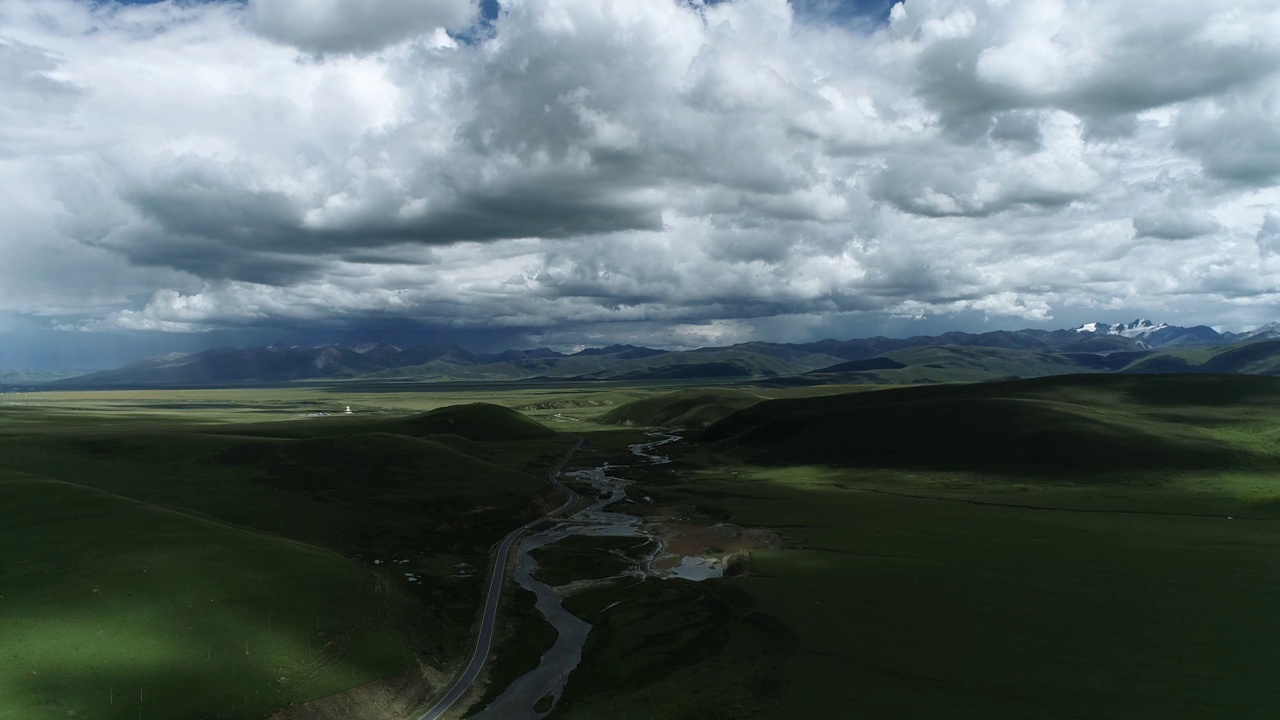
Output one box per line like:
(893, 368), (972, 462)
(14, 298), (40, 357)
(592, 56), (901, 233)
(246, 0), (479, 54)
(1, 0), (1280, 354)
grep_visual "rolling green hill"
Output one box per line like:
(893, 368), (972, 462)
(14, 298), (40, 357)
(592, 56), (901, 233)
(389, 403), (559, 441)
(706, 374), (1280, 476)
(0, 400), (571, 720)
(600, 388), (764, 428)
(1199, 339), (1280, 374)
(214, 402), (559, 444)
(551, 373), (1280, 720)
(0, 473), (415, 720)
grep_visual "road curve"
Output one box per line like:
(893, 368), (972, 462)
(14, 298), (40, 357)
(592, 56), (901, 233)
(416, 438), (583, 720)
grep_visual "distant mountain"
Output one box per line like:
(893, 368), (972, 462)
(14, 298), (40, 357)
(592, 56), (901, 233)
(809, 357), (908, 374)
(45, 319), (1280, 389)
(1070, 318), (1233, 348)
(1073, 318), (1169, 338)
(0, 369), (93, 387)
(570, 344), (666, 359)
(57, 343), (398, 387)
(1237, 322), (1280, 342)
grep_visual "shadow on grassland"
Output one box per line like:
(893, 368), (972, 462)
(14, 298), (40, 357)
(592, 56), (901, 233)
(0, 477), (413, 720)
(704, 375), (1278, 477)
(644, 465), (1280, 720)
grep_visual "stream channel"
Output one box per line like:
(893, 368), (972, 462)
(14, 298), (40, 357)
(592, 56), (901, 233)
(470, 432), (720, 719)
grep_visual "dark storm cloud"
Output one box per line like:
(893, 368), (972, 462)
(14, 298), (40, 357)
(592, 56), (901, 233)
(111, 154), (664, 283)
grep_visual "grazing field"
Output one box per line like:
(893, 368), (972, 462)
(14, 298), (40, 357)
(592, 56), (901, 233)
(0, 471), (415, 720)
(0, 384), (647, 428)
(0, 391), (579, 719)
(547, 375), (1280, 719)
(12, 375), (1277, 719)
(599, 388), (765, 428)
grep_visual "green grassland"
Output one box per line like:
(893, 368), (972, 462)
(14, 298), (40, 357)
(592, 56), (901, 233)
(548, 374), (1280, 719)
(15, 375), (1280, 719)
(0, 473), (415, 720)
(594, 384), (885, 430)
(706, 373), (1280, 477)
(553, 579), (786, 720)
(0, 385), (647, 428)
(599, 388), (765, 428)
(0, 395), (577, 719)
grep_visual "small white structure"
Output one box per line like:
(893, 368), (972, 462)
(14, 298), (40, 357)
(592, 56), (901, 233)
(345, 406), (354, 415)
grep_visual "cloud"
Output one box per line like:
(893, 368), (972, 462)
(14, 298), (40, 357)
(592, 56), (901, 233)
(1133, 209), (1221, 241)
(1, 0), (1280, 356)
(893, 0), (1280, 132)
(246, 0), (479, 54)
(1176, 88), (1280, 184)
(873, 110), (1099, 217)
(1258, 213), (1280, 258)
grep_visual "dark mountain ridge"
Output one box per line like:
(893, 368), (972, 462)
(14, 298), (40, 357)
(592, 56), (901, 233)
(41, 320), (1280, 389)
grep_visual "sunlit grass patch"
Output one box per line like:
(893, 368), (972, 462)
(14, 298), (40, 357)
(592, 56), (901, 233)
(0, 478), (413, 720)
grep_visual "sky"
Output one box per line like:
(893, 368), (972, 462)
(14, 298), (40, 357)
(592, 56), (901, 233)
(2, 0), (1280, 368)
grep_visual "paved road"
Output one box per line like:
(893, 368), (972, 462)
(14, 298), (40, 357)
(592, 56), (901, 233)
(416, 438), (583, 720)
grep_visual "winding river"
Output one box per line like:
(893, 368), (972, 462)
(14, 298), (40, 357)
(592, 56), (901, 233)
(470, 432), (719, 719)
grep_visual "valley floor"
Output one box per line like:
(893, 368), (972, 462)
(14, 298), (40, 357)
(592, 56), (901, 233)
(7, 376), (1280, 719)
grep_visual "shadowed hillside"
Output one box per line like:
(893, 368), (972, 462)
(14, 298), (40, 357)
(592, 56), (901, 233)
(0, 398), (573, 720)
(706, 374), (1280, 476)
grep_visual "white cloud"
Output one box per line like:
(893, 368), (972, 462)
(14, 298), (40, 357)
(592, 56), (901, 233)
(1, 0), (1280, 349)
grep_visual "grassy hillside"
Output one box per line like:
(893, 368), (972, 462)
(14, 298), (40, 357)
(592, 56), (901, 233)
(389, 403), (559, 441)
(200, 402), (561, 444)
(1200, 339), (1280, 374)
(557, 373), (1280, 719)
(0, 398), (571, 720)
(0, 473), (415, 720)
(706, 374), (1280, 476)
(600, 388), (764, 428)
(628, 461), (1280, 720)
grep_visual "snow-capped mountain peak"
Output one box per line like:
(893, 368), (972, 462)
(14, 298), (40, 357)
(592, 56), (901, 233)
(1074, 321), (1111, 334)
(1118, 318), (1168, 337)
(1073, 319), (1169, 337)
(1242, 322), (1280, 340)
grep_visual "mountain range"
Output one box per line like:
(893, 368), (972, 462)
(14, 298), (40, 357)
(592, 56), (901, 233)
(23, 320), (1280, 389)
